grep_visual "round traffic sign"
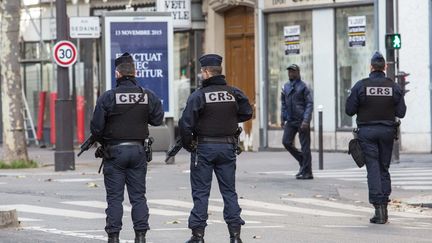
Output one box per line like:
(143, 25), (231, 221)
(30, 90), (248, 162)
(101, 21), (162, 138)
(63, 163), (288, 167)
(53, 40), (77, 67)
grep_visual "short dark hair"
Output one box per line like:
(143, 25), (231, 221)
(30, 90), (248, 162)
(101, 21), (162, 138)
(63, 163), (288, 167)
(371, 60), (386, 71)
(116, 63), (136, 76)
(203, 66), (222, 76)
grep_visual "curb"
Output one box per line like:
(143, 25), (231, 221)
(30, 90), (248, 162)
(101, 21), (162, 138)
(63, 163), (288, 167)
(0, 209), (19, 228)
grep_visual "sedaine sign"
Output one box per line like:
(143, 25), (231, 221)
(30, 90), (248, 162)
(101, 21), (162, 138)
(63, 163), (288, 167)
(53, 41), (77, 67)
(70, 17), (100, 38)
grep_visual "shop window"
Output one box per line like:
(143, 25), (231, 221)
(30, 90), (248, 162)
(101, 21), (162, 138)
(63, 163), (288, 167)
(266, 11), (313, 129)
(173, 32), (192, 121)
(336, 5), (375, 129)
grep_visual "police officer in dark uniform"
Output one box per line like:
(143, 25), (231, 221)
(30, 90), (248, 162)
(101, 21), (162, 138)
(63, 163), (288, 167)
(281, 64), (314, 179)
(90, 53), (164, 243)
(346, 51), (406, 224)
(179, 54), (253, 243)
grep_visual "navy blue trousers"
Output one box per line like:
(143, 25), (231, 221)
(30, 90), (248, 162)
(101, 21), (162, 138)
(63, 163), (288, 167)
(103, 144), (149, 233)
(282, 124), (312, 174)
(188, 143), (245, 230)
(358, 125), (395, 205)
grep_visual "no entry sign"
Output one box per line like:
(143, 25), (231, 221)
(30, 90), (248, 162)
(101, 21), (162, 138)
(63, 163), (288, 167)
(53, 41), (77, 67)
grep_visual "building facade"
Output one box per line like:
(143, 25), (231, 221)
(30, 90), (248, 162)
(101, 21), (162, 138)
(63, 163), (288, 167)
(1, 0), (431, 153)
(202, 0), (432, 152)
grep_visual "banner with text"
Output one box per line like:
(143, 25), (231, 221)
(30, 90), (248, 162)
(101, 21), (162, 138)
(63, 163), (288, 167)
(348, 16), (366, 47)
(284, 25), (300, 55)
(103, 14), (174, 117)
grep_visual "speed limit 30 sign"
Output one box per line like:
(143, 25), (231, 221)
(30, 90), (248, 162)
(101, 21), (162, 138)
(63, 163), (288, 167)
(53, 41), (77, 67)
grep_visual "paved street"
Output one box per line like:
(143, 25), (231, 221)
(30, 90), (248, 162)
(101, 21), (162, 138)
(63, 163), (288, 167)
(1, 148), (432, 243)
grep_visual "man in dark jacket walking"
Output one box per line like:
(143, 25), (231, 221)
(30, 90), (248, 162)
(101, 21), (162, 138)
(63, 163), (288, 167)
(281, 64), (314, 179)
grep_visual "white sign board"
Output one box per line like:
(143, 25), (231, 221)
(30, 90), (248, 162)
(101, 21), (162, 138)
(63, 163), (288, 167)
(53, 41), (78, 67)
(284, 25), (301, 55)
(70, 17), (100, 38)
(348, 16), (366, 47)
(157, 0), (191, 29)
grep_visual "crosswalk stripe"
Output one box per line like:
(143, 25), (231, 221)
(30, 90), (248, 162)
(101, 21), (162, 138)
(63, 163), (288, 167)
(315, 173), (432, 178)
(23, 226), (139, 243)
(1, 204), (105, 219)
(148, 199), (285, 217)
(18, 217), (43, 222)
(62, 201), (189, 216)
(400, 186), (432, 190)
(53, 178), (104, 183)
(210, 199), (359, 217)
(342, 177), (432, 182)
(0, 182), (7, 185)
(282, 198), (432, 218)
(392, 181), (432, 185)
(323, 225), (368, 228)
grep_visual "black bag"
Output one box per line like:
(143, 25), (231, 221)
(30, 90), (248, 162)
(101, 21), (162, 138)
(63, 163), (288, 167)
(348, 138), (365, 168)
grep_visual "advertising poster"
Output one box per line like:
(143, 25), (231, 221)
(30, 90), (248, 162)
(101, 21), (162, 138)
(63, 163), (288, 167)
(103, 13), (174, 117)
(348, 16), (366, 47)
(284, 25), (300, 55)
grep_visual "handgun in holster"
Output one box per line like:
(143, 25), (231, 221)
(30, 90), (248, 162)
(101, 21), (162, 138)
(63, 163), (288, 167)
(144, 137), (154, 162)
(234, 127), (243, 155)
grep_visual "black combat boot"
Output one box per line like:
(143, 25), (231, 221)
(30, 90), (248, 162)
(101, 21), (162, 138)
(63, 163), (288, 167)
(107, 232), (120, 243)
(186, 228), (205, 243)
(370, 204), (387, 224)
(228, 225), (243, 243)
(135, 230), (146, 243)
(383, 203), (388, 221)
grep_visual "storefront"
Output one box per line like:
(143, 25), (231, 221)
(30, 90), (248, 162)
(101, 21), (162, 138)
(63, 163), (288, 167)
(262, 0), (379, 150)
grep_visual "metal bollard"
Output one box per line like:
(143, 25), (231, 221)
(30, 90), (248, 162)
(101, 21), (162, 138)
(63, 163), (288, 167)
(318, 105), (324, 170)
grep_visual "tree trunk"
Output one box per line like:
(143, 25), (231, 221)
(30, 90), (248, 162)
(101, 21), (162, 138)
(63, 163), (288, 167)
(1, 0), (29, 163)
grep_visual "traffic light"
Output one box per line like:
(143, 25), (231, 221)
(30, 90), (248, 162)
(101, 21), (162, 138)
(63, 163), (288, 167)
(385, 33), (401, 50)
(396, 71), (410, 94)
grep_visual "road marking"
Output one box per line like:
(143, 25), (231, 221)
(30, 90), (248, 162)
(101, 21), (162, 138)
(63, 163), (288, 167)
(53, 178), (104, 183)
(342, 177), (432, 182)
(0, 182), (7, 185)
(282, 198), (432, 218)
(23, 226), (138, 243)
(400, 186), (432, 190)
(1, 204), (105, 219)
(323, 225), (368, 228)
(243, 225), (285, 229)
(18, 217), (43, 222)
(62, 201), (189, 216)
(392, 181), (432, 185)
(211, 199), (359, 217)
(148, 199), (285, 217)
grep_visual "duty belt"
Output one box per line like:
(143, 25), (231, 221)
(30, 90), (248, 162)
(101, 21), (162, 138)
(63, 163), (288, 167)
(108, 140), (144, 146)
(197, 136), (236, 144)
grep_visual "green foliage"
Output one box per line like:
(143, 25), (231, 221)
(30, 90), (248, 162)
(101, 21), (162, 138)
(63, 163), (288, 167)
(0, 160), (39, 169)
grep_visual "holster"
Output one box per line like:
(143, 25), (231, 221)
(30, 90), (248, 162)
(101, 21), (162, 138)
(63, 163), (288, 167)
(144, 137), (154, 162)
(348, 129), (365, 168)
(394, 120), (401, 140)
(96, 145), (111, 174)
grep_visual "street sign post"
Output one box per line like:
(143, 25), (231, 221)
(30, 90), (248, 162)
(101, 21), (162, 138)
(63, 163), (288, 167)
(53, 40), (78, 67)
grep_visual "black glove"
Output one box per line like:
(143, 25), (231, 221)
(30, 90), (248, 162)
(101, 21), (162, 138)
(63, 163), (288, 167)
(299, 122), (309, 132)
(95, 146), (105, 158)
